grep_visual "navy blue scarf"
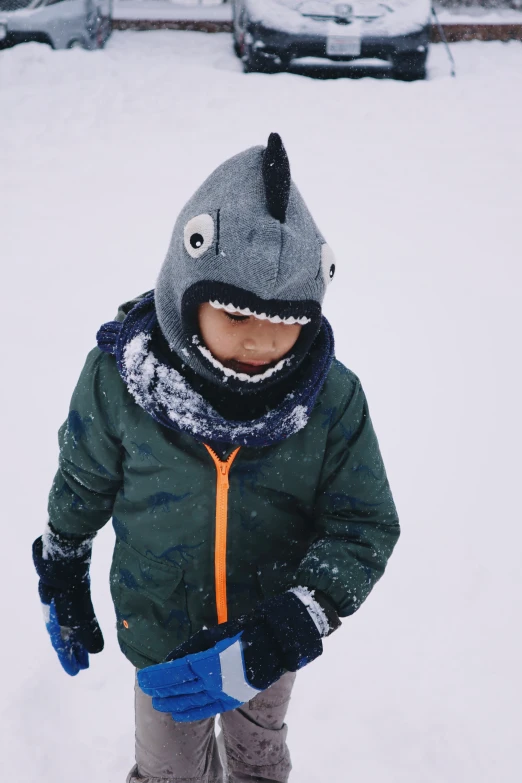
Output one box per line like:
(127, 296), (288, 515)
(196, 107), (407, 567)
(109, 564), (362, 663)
(97, 292), (334, 448)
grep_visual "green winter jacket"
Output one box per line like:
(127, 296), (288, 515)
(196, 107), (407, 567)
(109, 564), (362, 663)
(49, 304), (400, 669)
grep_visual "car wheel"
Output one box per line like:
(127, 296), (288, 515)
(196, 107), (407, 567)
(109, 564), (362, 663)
(243, 45), (286, 74)
(68, 38), (87, 49)
(391, 51), (427, 81)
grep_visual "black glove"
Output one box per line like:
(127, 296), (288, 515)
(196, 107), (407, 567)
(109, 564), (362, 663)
(32, 525), (103, 676)
(138, 588), (340, 722)
(168, 589), (339, 679)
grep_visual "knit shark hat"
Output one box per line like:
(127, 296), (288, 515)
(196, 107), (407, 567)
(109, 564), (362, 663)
(155, 133), (336, 393)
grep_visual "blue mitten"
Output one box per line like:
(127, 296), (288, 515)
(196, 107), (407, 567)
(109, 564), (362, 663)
(32, 525), (103, 676)
(138, 589), (339, 722)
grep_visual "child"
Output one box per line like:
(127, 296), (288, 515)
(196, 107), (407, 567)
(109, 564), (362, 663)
(33, 134), (400, 783)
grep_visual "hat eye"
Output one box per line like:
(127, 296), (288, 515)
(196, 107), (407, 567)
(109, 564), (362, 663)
(184, 214), (214, 259)
(321, 244), (336, 286)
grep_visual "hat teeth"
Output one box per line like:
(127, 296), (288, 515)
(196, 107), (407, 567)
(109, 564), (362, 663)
(197, 342), (291, 383)
(208, 300), (311, 325)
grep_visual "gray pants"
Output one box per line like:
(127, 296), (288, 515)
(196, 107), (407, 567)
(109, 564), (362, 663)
(127, 672), (296, 783)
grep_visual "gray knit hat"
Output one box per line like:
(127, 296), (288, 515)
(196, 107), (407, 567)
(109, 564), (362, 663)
(155, 133), (336, 392)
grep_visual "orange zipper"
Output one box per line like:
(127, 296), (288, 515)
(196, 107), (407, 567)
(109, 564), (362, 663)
(203, 444), (241, 624)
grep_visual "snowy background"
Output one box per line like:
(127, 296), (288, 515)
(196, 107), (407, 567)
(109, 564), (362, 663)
(2, 31), (521, 782)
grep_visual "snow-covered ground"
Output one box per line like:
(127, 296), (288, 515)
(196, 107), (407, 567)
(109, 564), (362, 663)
(2, 31), (521, 783)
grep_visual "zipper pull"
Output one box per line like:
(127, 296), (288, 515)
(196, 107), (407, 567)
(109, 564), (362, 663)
(220, 463), (230, 489)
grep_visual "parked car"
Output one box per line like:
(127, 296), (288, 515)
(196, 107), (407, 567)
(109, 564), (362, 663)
(0, 0), (112, 50)
(232, 0), (431, 80)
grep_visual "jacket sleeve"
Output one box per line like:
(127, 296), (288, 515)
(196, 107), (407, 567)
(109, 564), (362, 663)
(295, 374), (400, 617)
(47, 348), (123, 537)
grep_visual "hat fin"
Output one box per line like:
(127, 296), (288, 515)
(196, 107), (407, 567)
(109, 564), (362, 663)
(262, 133), (291, 223)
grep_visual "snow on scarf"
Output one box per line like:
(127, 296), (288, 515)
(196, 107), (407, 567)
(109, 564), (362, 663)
(97, 292), (334, 448)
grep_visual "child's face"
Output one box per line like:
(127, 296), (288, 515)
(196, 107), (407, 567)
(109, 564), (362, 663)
(198, 303), (302, 376)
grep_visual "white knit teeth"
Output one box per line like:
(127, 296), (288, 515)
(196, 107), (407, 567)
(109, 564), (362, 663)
(197, 344), (289, 383)
(209, 300), (311, 326)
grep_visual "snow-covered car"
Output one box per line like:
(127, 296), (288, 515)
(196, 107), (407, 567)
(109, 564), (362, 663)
(232, 0), (431, 79)
(0, 0), (112, 50)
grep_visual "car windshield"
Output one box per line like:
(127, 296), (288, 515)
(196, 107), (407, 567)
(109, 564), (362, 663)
(275, 0), (410, 14)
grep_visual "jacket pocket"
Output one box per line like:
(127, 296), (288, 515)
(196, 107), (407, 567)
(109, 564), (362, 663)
(110, 539), (191, 663)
